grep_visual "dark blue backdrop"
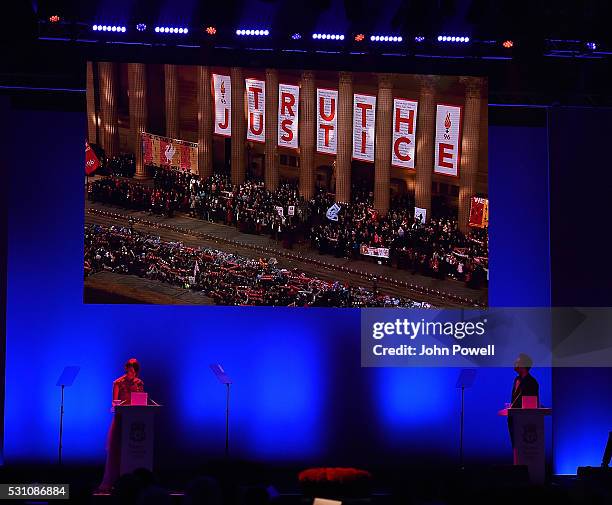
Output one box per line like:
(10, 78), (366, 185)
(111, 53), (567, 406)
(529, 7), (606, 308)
(3, 105), (554, 469)
(548, 107), (612, 474)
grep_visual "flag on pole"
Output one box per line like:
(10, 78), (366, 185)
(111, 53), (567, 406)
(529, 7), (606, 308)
(85, 141), (100, 175)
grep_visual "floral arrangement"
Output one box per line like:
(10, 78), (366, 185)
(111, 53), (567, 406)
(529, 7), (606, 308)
(298, 467), (373, 498)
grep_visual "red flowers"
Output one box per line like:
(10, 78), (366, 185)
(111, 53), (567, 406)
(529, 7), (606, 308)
(299, 467), (372, 483)
(299, 468), (372, 498)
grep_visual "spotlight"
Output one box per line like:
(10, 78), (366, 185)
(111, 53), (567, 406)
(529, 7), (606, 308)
(136, 23), (146, 32)
(205, 26), (216, 35)
(49, 15), (60, 23)
(414, 35), (425, 42)
(502, 39), (513, 48)
(585, 41), (597, 51)
(291, 33), (302, 40)
(354, 33), (365, 42)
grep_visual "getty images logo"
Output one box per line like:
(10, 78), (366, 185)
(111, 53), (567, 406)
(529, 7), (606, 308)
(371, 318), (487, 341)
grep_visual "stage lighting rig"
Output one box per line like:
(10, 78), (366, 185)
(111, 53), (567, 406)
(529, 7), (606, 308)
(312, 33), (344, 40)
(236, 29), (270, 36)
(370, 35), (403, 43)
(155, 26), (189, 34)
(93, 25), (127, 33)
(437, 35), (470, 43)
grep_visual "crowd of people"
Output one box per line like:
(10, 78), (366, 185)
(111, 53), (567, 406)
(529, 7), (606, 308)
(88, 168), (488, 289)
(88, 147), (136, 178)
(84, 224), (430, 308)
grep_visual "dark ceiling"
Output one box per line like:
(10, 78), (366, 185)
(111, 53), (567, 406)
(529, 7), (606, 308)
(2, 1), (612, 108)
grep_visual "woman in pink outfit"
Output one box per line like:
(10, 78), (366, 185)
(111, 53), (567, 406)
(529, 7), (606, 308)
(98, 358), (145, 493)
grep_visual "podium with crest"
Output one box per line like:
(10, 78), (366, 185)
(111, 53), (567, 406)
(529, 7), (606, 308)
(116, 405), (161, 475)
(499, 407), (552, 484)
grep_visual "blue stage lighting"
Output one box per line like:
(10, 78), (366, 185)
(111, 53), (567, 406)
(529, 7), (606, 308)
(414, 36), (425, 42)
(371, 34), (403, 43)
(136, 23), (146, 32)
(93, 24), (126, 33)
(585, 41), (597, 51)
(291, 33), (302, 40)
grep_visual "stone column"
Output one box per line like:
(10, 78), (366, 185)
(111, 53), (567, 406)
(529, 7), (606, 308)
(164, 64), (180, 139)
(197, 66), (213, 180)
(264, 68), (279, 191)
(231, 67), (246, 186)
(458, 76), (483, 234)
(336, 71), (353, 204)
(98, 61), (119, 159)
(127, 63), (148, 178)
(414, 75), (438, 221)
(299, 70), (315, 200)
(86, 61), (97, 144)
(374, 74), (394, 215)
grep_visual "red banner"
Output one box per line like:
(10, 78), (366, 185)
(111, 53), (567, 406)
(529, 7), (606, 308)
(85, 141), (100, 175)
(141, 132), (198, 173)
(469, 197), (489, 228)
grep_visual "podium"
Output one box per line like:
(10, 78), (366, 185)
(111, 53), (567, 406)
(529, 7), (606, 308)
(115, 405), (160, 475)
(499, 407), (552, 484)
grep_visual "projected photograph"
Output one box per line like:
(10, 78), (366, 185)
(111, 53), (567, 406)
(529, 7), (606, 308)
(84, 62), (488, 307)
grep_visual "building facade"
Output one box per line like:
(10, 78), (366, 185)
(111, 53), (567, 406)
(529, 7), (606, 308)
(88, 62), (487, 232)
